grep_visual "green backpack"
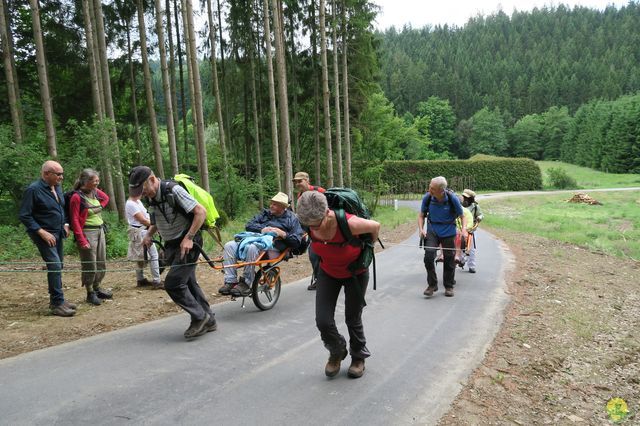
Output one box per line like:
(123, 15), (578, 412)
(154, 174), (220, 229)
(173, 174), (220, 228)
(322, 188), (383, 296)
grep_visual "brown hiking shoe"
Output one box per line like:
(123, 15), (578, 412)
(423, 286), (437, 297)
(347, 358), (366, 379)
(50, 304), (75, 317)
(63, 300), (77, 310)
(137, 278), (151, 287)
(218, 283), (235, 295)
(184, 313), (210, 339)
(445, 288), (454, 297)
(325, 348), (348, 377)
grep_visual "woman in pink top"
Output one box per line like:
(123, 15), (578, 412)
(296, 191), (380, 379)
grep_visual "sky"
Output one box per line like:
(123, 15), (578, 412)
(372, 0), (630, 30)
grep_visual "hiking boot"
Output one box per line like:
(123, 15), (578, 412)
(230, 281), (251, 297)
(184, 313), (210, 339)
(218, 283), (236, 295)
(151, 280), (164, 290)
(205, 316), (217, 332)
(95, 288), (113, 299)
(86, 292), (102, 306)
(307, 276), (317, 290)
(469, 268), (476, 274)
(50, 304), (75, 317)
(62, 300), (77, 311)
(347, 358), (366, 379)
(423, 286), (437, 297)
(445, 288), (454, 297)
(325, 348), (348, 377)
(137, 278), (151, 287)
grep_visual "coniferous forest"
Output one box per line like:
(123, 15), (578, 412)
(1, 1), (639, 225)
(379, 2), (640, 172)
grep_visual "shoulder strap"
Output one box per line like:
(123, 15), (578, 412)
(334, 208), (360, 246)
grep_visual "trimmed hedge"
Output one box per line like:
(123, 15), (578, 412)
(381, 157), (542, 192)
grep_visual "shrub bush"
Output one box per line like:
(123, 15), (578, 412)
(380, 157), (542, 192)
(546, 167), (578, 189)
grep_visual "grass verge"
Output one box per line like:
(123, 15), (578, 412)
(538, 161), (640, 189)
(482, 189), (640, 261)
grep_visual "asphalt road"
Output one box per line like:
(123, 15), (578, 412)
(0, 211), (511, 425)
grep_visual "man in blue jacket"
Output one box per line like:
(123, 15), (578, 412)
(220, 192), (304, 297)
(418, 176), (467, 298)
(19, 160), (76, 317)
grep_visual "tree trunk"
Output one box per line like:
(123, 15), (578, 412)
(262, 0), (280, 191)
(181, 2), (201, 175)
(0, 0), (24, 144)
(206, 0), (228, 185)
(183, 0), (209, 190)
(125, 18), (142, 165)
(81, 0), (116, 212)
(137, 0), (164, 178)
(285, 4), (300, 171)
(173, 0), (188, 166)
(331, 0), (343, 186)
(165, 0), (180, 163)
(216, 0), (232, 154)
(319, 0), (333, 187)
(271, 0), (293, 199)
(154, 0), (179, 175)
(310, 0), (321, 185)
(28, 0), (56, 158)
(93, 0), (126, 218)
(250, 54), (264, 209)
(341, 0), (351, 186)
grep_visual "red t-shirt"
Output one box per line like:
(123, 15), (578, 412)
(296, 185), (326, 199)
(310, 213), (363, 279)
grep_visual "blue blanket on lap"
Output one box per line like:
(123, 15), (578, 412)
(234, 232), (275, 260)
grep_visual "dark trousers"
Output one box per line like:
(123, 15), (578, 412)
(308, 245), (321, 282)
(164, 234), (212, 321)
(315, 269), (370, 359)
(30, 231), (65, 306)
(423, 229), (456, 289)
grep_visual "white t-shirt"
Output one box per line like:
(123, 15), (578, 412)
(125, 199), (149, 227)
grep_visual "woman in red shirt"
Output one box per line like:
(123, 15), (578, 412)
(296, 191), (380, 379)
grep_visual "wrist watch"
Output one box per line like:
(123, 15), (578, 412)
(186, 232), (196, 240)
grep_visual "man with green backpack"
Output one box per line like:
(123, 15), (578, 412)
(129, 166), (217, 340)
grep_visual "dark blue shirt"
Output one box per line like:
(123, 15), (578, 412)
(19, 179), (66, 234)
(420, 191), (463, 238)
(245, 208), (304, 251)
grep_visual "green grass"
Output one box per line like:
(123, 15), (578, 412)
(482, 190), (640, 261)
(537, 161), (640, 189)
(372, 206), (416, 229)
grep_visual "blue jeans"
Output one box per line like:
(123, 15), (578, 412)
(30, 231), (65, 306)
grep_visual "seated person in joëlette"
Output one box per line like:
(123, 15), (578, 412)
(220, 192), (304, 297)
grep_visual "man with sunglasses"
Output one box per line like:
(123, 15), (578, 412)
(19, 160), (76, 317)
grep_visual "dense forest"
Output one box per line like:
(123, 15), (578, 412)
(1, 1), (638, 226)
(378, 2), (640, 172)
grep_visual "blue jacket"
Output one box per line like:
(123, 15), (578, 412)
(245, 209), (304, 251)
(19, 179), (66, 235)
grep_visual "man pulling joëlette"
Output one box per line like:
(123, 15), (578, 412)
(129, 166), (217, 340)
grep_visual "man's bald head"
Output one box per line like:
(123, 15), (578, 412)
(41, 160), (64, 186)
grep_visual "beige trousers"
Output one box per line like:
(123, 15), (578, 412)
(79, 227), (106, 292)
